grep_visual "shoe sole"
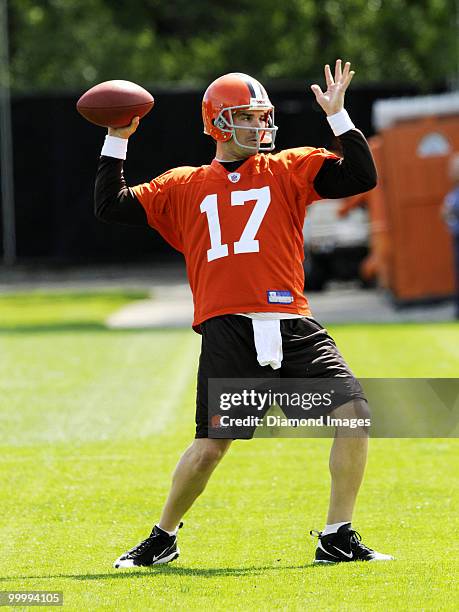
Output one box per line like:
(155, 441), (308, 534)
(114, 548), (180, 569)
(313, 556), (394, 564)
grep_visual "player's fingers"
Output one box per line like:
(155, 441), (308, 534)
(342, 61), (351, 80)
(324, 64), (334, 88)
(127, 116), (140, 134)
(344, 70), (355, 88)
(310, 84), (324, 100)
(335, 59), (342, 82)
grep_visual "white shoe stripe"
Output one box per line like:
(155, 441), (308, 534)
(114, 547), (180, 568)
(317, 540), (340, 559)
(151, 549), (180, 565)
(332, 545), (353, 559)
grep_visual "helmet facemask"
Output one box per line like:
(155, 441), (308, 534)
(213, 105), (278, 151)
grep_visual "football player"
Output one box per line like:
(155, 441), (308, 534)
(95, 60), (393, 566)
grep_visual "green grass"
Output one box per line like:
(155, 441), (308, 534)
(0, 291), (458, 610)
(0, 289), (149, 330)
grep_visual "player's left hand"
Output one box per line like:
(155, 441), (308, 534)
(310, 59), (355, 116)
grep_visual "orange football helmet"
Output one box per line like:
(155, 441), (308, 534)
(202, 73), (278, 151)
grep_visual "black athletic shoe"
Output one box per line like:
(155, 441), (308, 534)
(114, 522), (183, 568)
(311, 524), (394, 563)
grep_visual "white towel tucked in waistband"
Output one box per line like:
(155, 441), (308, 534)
(251, 319), (283, 370)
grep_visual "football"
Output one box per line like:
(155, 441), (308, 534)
(76, 80), (154, 128)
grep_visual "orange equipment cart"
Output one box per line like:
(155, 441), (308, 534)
(371, 93), (459, 301)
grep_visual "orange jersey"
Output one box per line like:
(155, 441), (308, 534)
(132, 147), (336, 329)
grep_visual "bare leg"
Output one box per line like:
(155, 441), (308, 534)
(326, 400), (369, 524)
(158, 438), (232, 531)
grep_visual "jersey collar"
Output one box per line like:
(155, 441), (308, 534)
(210, 155), (261, 178)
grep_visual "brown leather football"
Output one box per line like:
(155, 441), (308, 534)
(76, 80), (154, 128)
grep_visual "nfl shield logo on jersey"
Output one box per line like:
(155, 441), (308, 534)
(228, 172), (241, 183)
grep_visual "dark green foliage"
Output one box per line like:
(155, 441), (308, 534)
(6, 0), (458, 91)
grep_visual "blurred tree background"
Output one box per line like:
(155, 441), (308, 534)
(6, 0), (459, 92)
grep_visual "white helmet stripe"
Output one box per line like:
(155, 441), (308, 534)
(250, 78), (267, 101)
(258, 82), (268, 99)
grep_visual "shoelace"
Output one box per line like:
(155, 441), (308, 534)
(349, 530), (374, 555)
(128, 536), (158, 556)
(310, 529), (374, 555)
(127, 521), (183, 557)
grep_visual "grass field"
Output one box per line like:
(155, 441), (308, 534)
(0, 291), (458, 610)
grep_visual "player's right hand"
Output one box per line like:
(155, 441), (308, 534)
(108, 116), (140, 139)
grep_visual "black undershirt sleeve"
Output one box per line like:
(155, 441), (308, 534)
(313, 129), (377, 199)
(94, 129), (376, 226)
(93, 157), (252, 227)
(94, 156), (148, 226)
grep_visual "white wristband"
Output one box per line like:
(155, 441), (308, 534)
(326, 109), (355, 136)
(100, 135), (128, 160)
